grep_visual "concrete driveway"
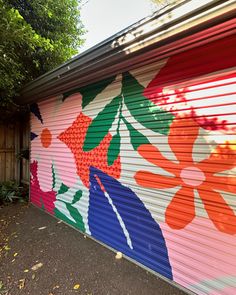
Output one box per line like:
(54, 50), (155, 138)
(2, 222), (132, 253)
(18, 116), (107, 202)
(0, 203), (188, 295)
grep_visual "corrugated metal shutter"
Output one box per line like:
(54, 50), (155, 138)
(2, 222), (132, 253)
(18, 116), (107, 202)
(30, 30), (236, 294)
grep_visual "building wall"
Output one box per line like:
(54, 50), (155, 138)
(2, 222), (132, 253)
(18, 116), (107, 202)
(30, 34), (236, 294)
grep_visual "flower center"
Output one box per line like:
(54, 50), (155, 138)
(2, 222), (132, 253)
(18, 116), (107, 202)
(180, 166), (205, 187)
(40, 128), (52, 148)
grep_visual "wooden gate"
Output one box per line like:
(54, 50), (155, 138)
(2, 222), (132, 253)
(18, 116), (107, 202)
(0, 120), (29, 184)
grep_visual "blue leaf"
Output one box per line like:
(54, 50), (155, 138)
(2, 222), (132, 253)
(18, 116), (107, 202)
(88, 167), (172, 279)
(30, 103), (43, 124)
(30, 132), (38, 141)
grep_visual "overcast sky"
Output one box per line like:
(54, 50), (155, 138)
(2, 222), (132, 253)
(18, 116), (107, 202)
(80, 0), (155, 52)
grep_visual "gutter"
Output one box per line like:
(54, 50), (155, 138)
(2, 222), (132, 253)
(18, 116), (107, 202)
(17, 0), (236, 104)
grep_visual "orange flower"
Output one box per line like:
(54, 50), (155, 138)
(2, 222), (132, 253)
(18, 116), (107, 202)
(135, 118), (236, 234)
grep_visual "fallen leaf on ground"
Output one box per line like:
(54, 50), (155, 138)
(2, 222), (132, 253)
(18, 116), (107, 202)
(24, 269), (29, 273)
(115, 252), (123, 259)
(38, 226), (46, 230)
(14, 253), (18, 257)
(73, 284), (80, 290)
(11, 259), (15, 263)
(32, 274), (36, 280)
(31, 262), (43, 271)
(53, 285), (60, 290)
(0, 281), (3, 289)
(57, 220), (62, 224)
(4, 245), (10, 251)
(18, 279), (25, 289)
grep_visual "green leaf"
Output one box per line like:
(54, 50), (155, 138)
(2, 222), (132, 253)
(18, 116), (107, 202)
(66, 204), (85, 232)
(107, 132), (120, 166)
(58, 183), (69, 195)
(55, 207), (85, 232)
(122, 116), (150, 150)
(72, 190), (82, 204)
(52, 165), (56, 189)
(63, 76), (116, 109)
(83, 95), (121, 151)
(122, 72), (174, 135)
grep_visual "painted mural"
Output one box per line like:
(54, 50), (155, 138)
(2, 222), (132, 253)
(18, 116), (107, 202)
(30, 35), (236, 295)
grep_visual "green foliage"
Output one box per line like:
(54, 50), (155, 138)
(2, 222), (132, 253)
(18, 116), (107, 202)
(122, 116), (150, 150)
(82, 72), (174, 167)
(83, 95), (121, 151)
(63, 76), (116, 109)
(0, 0), (85, 107)
(0, 181), (28, 205)
(107, 132), (121, 166)
(122, 72), (174, 135)
(55, 188), (85, 232)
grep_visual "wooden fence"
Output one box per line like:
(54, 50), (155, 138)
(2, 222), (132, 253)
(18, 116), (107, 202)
(0, 119), (29, 184)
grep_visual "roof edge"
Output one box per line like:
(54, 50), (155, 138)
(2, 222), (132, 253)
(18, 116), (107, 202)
(17, 0), (235, 104)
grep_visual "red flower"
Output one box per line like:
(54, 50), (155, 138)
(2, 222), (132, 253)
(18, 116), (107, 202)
(135, 117), (236, 234)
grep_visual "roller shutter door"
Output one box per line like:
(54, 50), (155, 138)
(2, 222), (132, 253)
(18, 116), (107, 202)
(30, 31), (236, 294)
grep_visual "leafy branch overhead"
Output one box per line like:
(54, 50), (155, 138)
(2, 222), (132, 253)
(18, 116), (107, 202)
(0, 0), (85, 107)
(82, 72), (174, 165)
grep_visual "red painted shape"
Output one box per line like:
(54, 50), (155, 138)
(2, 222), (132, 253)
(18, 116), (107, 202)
(58, 113), (121, 188)
(144, 35), (236, 97)
(30, 161), (56, 214)
(143, 35), (236, 132)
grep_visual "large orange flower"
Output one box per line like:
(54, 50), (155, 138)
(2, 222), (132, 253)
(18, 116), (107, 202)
(135, 117), (236, 234)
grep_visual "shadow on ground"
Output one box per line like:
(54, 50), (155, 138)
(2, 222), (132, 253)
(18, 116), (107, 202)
(0, 203), (187, 295)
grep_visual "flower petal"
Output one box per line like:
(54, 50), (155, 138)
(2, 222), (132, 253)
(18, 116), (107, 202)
(137, 144), (178, 175)
(37, 157), (53, 192)
(198, 144), (236, 173)
(30, 136), (41, 161)
(56, 93), (82, 130)
(52, 140), (78, 188)
(166, 186), (195, 229)
(205, 175), (236, 195)
(168, 117), (199, 163)
(198, 189), (236, 234)
(39, 97), (58, 126)
(135, 171), (180, 189)
(31, 112), (42, 135)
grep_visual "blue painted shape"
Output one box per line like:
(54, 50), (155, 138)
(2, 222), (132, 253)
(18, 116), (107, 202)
(88, 167), (172, 280)
(30, 103), (43, 123)
(31, 132), (38, 141)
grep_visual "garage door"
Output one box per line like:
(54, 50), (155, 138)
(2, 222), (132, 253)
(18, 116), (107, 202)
(30, 33), (236, 294)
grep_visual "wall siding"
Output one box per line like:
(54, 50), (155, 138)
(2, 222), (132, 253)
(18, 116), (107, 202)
(30, 33), (236, 294)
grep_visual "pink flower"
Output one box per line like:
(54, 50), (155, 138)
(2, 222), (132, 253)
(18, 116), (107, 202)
(31, 94), (82, 192)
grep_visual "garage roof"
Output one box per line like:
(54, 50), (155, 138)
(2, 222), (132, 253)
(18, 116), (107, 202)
(18, 0), (235, 104)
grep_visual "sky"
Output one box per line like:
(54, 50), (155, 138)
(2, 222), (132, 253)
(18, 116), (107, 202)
(80, 0), (156, 52)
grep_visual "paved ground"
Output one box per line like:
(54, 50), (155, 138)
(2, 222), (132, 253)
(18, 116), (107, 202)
(0, 203), (188, 295)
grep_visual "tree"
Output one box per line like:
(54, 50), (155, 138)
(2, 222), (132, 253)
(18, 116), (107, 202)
(0, 0), (85, 109)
